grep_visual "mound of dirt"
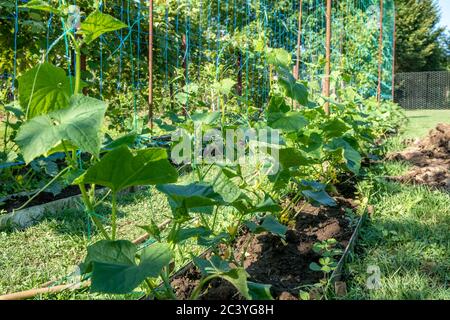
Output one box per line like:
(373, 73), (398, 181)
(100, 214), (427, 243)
(387, 123), (450, 191)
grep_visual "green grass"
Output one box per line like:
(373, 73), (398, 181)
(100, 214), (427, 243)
(403, 109), (449, 139)
(0, 169), (236, 300)
(342, 109), (450, 300)
(343, 178), (450, 299)
(0, 187), (172, 299)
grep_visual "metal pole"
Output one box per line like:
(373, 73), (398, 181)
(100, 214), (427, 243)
(391, 9), (396, 101)
(323, 0), (332, 115)
(295, 0), (303, 80)
(148, 0), (154, 129)
(377, 0), (384, 103)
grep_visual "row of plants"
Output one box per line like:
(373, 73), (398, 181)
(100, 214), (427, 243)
(1, 0), (393, 134)
(2, 2), (404, 299)
(0, 0), (391, 197)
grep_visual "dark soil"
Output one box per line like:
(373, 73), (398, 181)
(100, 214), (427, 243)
(1, 185), (84, 212)
(387, 123), (450, 191)
(170, 197), (357, 300)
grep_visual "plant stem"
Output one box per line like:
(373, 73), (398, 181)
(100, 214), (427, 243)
(3, 112), (9, 154)
(144, 279), (158, 298)
(67, 31), (82, 96)
(211, 206), (219, 233)
(74, 43), (81, 95)
(111, 192), (118, 240)
(14, 166), (70, 211)
(189, 275), (217, 300)
(160, 268), (177, 300)
(79, 183), (110, 240)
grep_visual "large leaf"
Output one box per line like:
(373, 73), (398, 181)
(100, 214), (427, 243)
(83, 241), (173, 294)
(278, 147), (314, 169)
(322, 118), (351, 138)
(190, 111), (221, 125)
(168, 226), (212, 244)
(267, 111), (308, 133)
(232, 194), (281, 214)
(248, 282), (274, 300)
(80, 10), (128, 45)
(276, 66), (309, 106)
(18, 63), (73, 118)
(245, 215), (287, 238)
(212, 170), (246, 203)
(267, 94), (290, 114)
(20, 0), (61, 14)
(193, 255), (250, 299)
(299, 180), (336, 207)
(102, 133), (137, 150)
(213, 78), (236, 96)
(156, 183), (226, 219)
(75, 145), (178, 192)
(16, 95), (106, 163)
(266, 48), (291, 68)
(302, 190), (336, 207)
(248, 195), (282, 213)
(197, 232), (230, 247)
(325, 138), (361, 174)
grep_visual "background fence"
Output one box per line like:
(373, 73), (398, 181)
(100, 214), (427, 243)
(1, 0), (395, 125)
(394, 71), (450, 109)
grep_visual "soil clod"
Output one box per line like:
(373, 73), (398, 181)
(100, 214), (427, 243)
(387, 123), (450, 191)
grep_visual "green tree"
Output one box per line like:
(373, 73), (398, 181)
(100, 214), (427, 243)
(395, 0), (447, 72)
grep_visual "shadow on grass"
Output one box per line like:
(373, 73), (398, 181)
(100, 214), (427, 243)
(408, 115), (430, 119)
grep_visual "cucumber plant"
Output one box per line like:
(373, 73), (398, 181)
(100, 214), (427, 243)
(14, 2), (179, 240)
(80, 163), (286, 300)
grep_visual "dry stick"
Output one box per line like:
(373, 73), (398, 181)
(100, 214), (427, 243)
(0, 219), (172, 300)
(323, 0), (332, 115)
(294, 0), (303, 81)
(293, 0), (303, 110)
(148, 0), (154, 130)
(236, 51), (243, 97)
(377, 0), (384, 103)
(0, 283), (91, 301)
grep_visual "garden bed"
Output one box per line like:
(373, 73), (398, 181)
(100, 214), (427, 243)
(1, 185), (84, 213)
(169, 197), (359, 300)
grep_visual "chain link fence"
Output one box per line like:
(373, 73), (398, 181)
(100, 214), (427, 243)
(394, 71), (450, 109)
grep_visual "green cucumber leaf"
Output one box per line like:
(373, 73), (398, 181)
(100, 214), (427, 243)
(16, 95), (106, 163)
(75, 145), (178, 192)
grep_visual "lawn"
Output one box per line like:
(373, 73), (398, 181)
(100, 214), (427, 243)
(343, 109), (450, 300)
(403, 109), (449, 138)
(0, 187), (173, 299)
(0, 170), (236, 300)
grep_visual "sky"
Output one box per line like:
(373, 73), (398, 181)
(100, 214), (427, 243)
(438, 0), (450, 30)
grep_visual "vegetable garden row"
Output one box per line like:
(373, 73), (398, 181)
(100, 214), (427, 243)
(0, 0), (405, 300)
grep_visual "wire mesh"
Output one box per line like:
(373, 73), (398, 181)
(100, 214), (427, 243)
(394, 71), (450, 109)
(0, 0), (396, 116)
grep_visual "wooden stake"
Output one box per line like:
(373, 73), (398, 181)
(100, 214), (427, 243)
(295, 0), (303, 80)
(237, 51), (243, 96)
(148, 0), (154, 129)
(377, 0), (384, 103)
(323, 0), (332, 115)
(391, 10), (396, 101)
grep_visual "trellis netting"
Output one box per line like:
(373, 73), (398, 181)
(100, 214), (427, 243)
(0, 0), (395, 121)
